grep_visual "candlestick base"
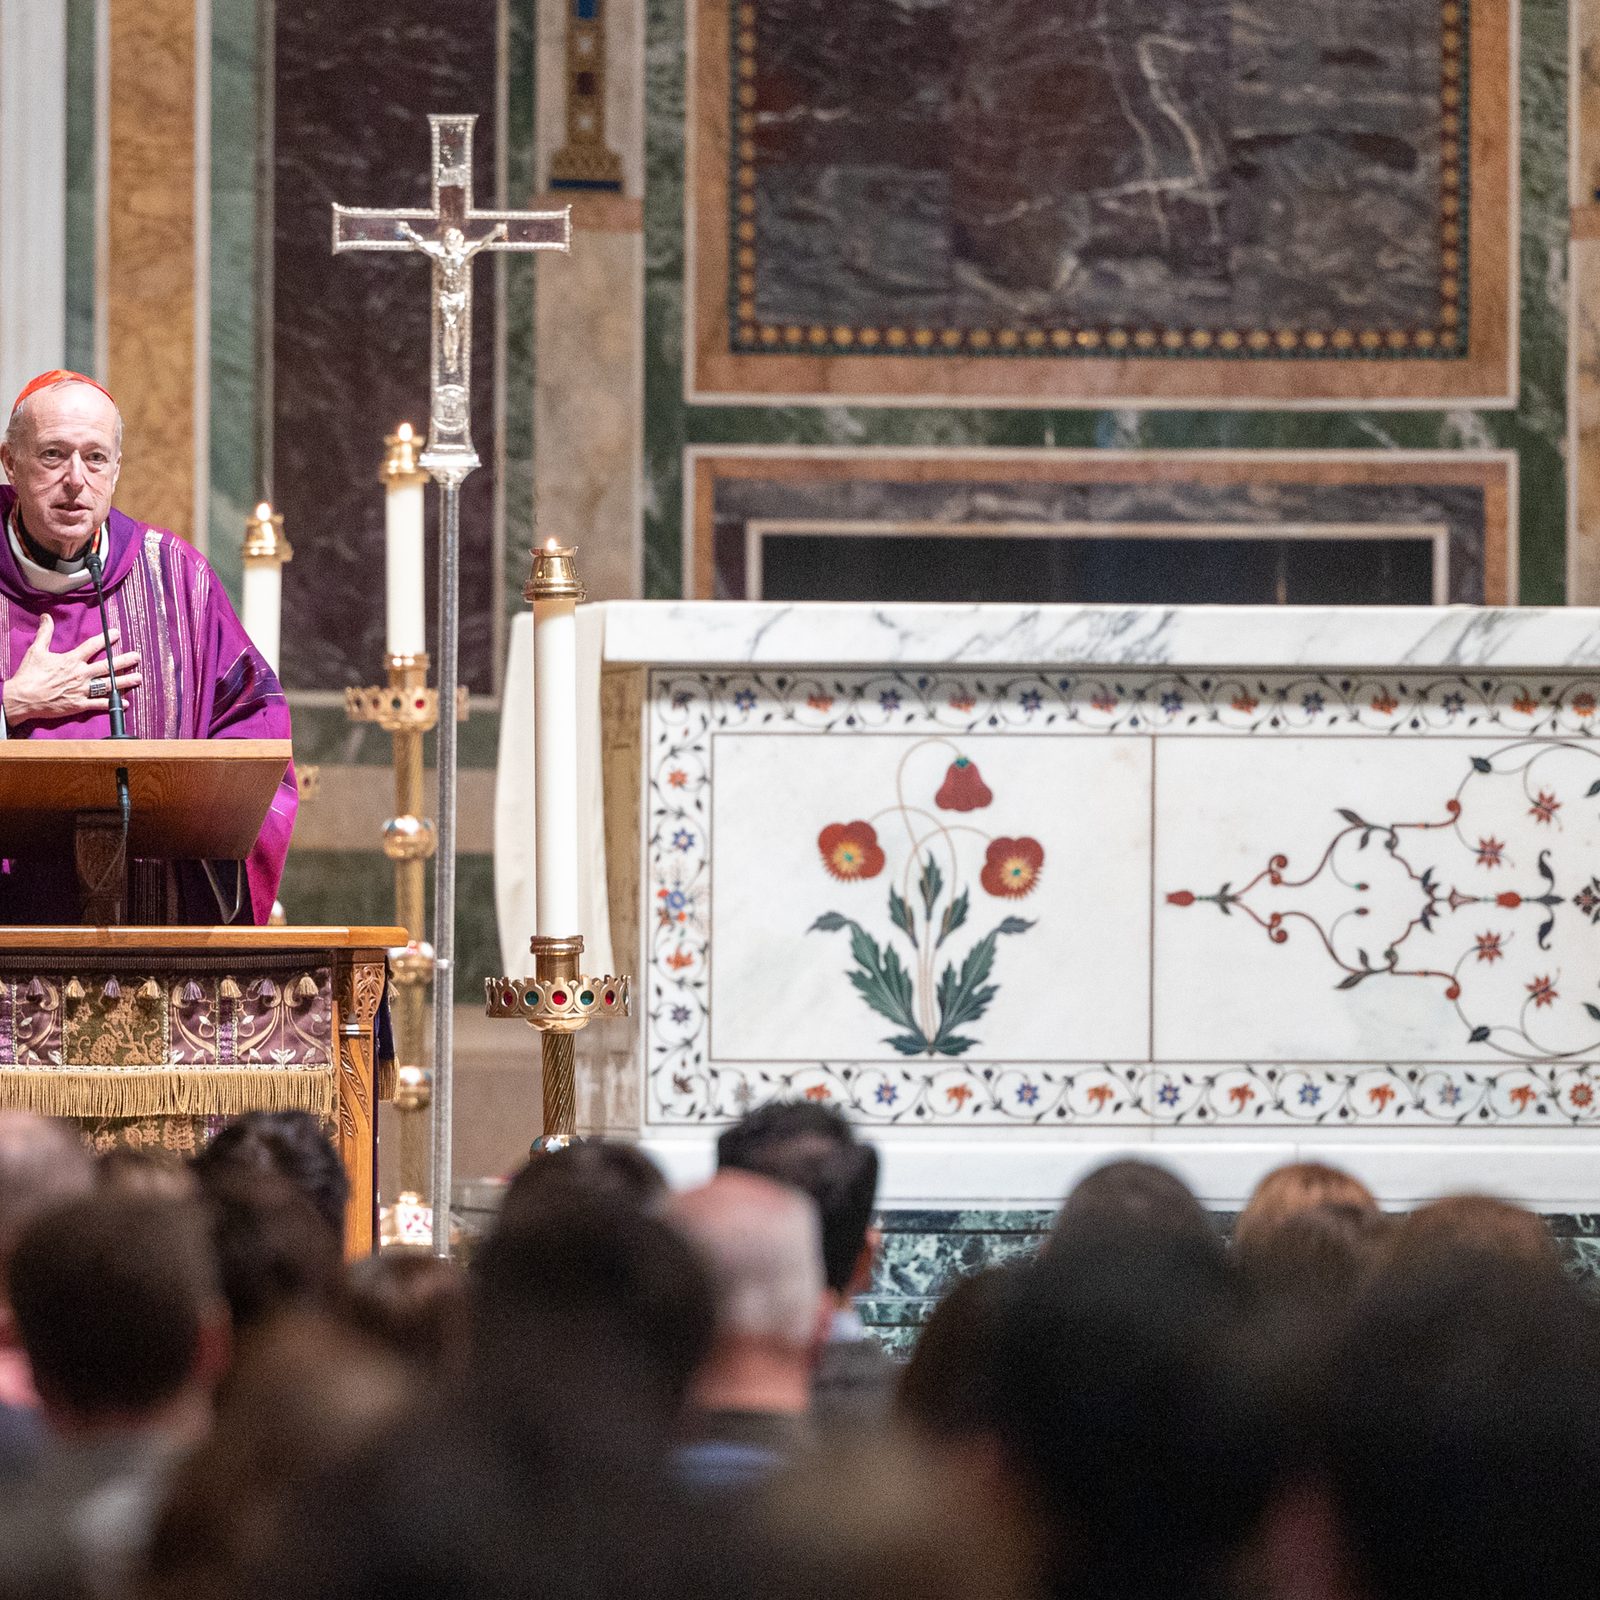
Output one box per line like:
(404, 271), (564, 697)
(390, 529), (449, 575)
(485, 933), (632, 1147)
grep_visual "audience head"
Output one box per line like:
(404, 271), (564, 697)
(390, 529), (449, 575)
(988, 1229), (1276, 1600)
(496, 1138), (667, 1234)
(1324, 1246), (1600, 1600)
(340, 1248), (469, 1377)
(193, 1111), (349, 1242)
(898, 1263), (1025, 1444)
(95, 1144), (200, 1203)
(1233, 1161), (1380, 1254)
(1046, 1158), (1220, 1262)
(666, 1171), (829, 1383)
(1384, 1192), (1560, 1272)
(7, 1192), (225, 1430)
(0, 1112), (93, 1283)
(203, 1167), (343, 1338)
(717, 1101), (880, 1298)
(473, 1197), (716, 1430)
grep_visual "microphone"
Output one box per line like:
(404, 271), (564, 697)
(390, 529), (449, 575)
(84, 544), (130, 740)
(83, 544), (131, 848)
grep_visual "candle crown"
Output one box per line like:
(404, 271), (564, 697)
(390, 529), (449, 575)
(381, 425), (429, 485)
(524, 541), (587, 604)
(243, 503), (293, 565)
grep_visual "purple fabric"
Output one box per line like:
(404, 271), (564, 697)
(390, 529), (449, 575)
(0, 486), (296, 924)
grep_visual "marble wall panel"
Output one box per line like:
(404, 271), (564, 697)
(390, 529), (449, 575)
(106, 0), (197, 540)
(645, 666), (1600, 1128)
(688, 449), (1516, 605)
(273, 1), (500, 693)
(688, 0), (1514, 405)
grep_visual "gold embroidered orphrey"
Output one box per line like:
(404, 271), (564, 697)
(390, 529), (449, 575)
(331, 114), (572, 481)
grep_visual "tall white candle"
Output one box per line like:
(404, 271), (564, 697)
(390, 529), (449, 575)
(242, 560), (282, 675)
(241, 501), (292, 677)
(532, 539), (581, 935)
(384, 423), (427, 659)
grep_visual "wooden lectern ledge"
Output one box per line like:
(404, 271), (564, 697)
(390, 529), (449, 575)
(0, 924), (406, 1256)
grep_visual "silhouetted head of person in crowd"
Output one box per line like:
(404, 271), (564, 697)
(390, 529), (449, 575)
(0, 1111), (93, 1286)
(1234, 1161), (1380, 1254)
(1046, 1158), (1221, 1263)
(203, 1167), (343, 1340)
(718, 1101), (880, 1301)
(1383, 1192), (1560, 1273)
(143, 1313), (413, 1600)
(496, 1138), (667, 1234)
(666, 1171), (830, 1420)
(472, 1196), (716, 1438)
(340, 1248), (469, 1377)
(1323, 1246), (1600, 1600)
(898, 1263), (1028, 1444)
(95, 1144), (200, 1203)
(193, 1111), (349, 1244)
(8, 1192), (227, 1437)
(987, 1230), (1277, 1600)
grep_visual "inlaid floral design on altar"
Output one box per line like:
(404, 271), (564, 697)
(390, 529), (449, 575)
(810, 744), (1043, 1058)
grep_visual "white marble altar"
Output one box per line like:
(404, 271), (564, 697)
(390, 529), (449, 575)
(498, 602), (1600, 1213)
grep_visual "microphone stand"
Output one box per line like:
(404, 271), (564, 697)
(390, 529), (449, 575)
(84, 547), (132, 908)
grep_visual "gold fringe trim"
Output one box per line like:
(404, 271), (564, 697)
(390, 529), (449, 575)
(376, 1056), (398, 1103)
(0, 1068), (335, 1120)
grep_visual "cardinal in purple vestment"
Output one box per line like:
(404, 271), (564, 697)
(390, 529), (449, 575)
(0, 370), (295, 924)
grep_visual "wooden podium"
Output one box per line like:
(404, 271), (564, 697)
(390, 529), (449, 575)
(0, 741), (403, 1253)
(0, 739), (291, 923)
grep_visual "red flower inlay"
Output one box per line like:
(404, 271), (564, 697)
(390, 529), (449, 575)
(1527, 974), (1558, 1008)
(1475, 932), (1504, 963)
(1576, 693), (1598, 719)
(1476, 837), (1505, 868)
(667, 769), (688, 789)
(1571, 1083), (1594, 1109)
(1167, 890), (1196, 907)
(1497, 892), (1522, 908)
(1231, 694), (1259, 715)
(817, 821), (886, 882)
(1228, 1085), (1256, 1110)
(935, 757), (993, 812)
(665, 947), (694, 972)
(806, 692), (834, 713)
(946, 1084), (973, 1108)
(981, 836), (1045, 898)
(1087, 1084), (1114, 1109)
(1512, 691), (1540, 716)
(1510, 1085), (1538, 1110)
(1091, 692), (1118, 714)
(948, 694), (976, 713)
(1369, 1085), (1396, 1110)
(1370, 692), (1399, 715)
(803, 1084), (831, 1102)
(1530, 791), (1561, 824)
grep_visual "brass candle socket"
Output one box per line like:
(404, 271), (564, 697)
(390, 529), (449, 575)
(485, 934), (631, 1153)
(243, 501), (294, 567)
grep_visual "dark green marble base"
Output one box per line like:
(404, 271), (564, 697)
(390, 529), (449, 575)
(862, 1209), (1600, 1358)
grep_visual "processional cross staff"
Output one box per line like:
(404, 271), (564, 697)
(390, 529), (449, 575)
(332, 114), (571, 1256)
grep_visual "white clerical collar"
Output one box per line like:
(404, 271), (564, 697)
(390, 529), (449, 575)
(6, 508), (104, 596)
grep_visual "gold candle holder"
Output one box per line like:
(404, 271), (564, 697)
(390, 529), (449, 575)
(346, 648), (466, 1230)
(485, 540), (630, 1153)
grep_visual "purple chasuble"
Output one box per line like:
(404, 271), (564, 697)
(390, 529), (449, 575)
(0, 486), (296, 924)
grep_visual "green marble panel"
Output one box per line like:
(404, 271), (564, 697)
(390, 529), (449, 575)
(208, 0), (258, 600)
(644, 0), (1569, 604)
(64, 0), (97, 378)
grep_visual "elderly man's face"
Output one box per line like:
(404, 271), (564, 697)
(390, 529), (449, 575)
(0, 383), (122, 556)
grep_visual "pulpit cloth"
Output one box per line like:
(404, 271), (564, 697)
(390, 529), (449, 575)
(495, 607), (614, 974)
(0, 956), (339, 1120)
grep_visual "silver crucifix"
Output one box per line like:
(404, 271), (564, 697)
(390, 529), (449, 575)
(332, 113), (571, 480)
(331, 114), (570, 1257)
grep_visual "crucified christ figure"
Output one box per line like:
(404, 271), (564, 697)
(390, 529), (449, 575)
(398, 222), (506, 371)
